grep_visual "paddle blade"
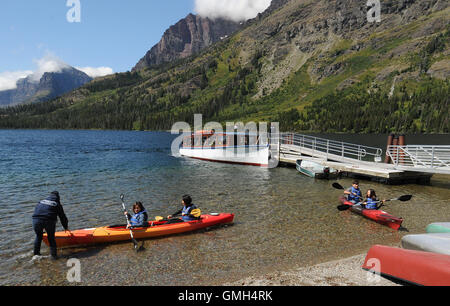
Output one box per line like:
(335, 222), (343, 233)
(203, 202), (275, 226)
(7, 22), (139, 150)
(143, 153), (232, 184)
(132, 239), (139, 250)
(191, 208), (202, 218)
(337, 204), (351, 211)
(155, 216), (164, 221)
(397, 195), (413, 202)
(332, 183), (344, 190)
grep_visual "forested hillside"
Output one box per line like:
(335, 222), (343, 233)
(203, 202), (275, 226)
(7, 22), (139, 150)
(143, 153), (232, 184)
(0, 0), (449, 133)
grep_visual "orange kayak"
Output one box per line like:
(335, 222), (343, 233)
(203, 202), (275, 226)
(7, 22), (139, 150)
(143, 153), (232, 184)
(43, 213), (234, 248)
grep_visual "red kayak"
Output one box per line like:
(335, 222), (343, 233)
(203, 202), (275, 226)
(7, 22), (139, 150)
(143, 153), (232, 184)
(339, 196), (403, 230)
(362, 245), (450, 286)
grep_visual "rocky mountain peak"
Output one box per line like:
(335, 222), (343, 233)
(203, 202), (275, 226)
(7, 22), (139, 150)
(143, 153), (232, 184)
(132, 14), (242, 71)
(0, 66), (92, 107)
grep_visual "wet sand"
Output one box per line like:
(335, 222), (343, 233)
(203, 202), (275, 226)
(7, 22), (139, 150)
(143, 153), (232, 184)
(225, 253), (400, 286)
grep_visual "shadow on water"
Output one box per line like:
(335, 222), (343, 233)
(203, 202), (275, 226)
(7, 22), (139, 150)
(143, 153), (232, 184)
(398, 226), (409, 232)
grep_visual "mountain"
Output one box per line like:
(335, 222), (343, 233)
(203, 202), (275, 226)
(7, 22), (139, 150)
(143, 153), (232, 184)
(0, 67), (92, 107)
(132, 13), (241, 71)
(0, 0), (449, 133)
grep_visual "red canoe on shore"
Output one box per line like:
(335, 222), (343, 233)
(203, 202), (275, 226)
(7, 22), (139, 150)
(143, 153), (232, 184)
(362, 245), (450, 286)
(339, 196), (403, 230)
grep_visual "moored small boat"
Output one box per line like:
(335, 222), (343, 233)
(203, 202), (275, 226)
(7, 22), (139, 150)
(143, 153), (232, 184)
(339, 196), (403, 230)
(44, 213), (235, 248)
(296, 159), (339, 179)
(362, 245), (450, 286)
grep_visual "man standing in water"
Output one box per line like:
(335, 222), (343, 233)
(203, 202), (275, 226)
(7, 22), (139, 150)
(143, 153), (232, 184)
(32, 191), (69, 259)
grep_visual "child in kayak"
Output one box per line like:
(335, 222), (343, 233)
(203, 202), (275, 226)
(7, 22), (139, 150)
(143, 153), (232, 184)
(167, 194), (199, 222)
(124, 202), (148, 228)
(361, 189), (385, 210)
(344, 180), (362, 203)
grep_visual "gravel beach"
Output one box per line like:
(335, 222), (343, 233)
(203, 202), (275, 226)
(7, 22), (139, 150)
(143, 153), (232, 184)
(226, 253), (400, 286)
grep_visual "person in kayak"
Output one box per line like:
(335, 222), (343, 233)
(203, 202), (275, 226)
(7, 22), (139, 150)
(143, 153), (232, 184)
(124, 201), (148, 228)
(32, 191), (69, 259)
(361, 189), (385, 210)
(344, 180), (362, 203)
(166, 194), (199, 223)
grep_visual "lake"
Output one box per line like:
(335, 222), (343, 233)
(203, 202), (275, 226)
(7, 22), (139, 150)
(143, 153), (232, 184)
(0, 130), (449, 285)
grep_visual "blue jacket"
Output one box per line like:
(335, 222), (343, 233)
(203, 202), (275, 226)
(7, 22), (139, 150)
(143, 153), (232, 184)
(32, 193), (68, 230)
(172, 204), (198, 222)
(346, 186), (362, 203)
(127, 210), (148, 227)
(365, 198), (379, 210)
(181, 204), (197, 221)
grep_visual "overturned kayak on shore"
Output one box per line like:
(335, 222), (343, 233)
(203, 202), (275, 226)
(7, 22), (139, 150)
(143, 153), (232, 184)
(426, 222), (450, 233)
(339, 196), (403, 230)
(401, 233), (450, 255)
(43, 213), (235, 248)
(362, 245), (450, 286)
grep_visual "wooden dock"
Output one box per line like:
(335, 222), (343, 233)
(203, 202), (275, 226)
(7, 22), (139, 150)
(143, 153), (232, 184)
(276, 134), (436, 184)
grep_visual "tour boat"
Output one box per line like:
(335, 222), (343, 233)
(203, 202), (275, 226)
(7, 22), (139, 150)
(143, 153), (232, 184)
(179, 130), (271, 167)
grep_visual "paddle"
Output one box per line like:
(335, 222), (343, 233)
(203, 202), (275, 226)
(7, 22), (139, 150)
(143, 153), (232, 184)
(120, 194), (139, 250)
(332, 183), (413, 211)
(155, 208), (202, 222)
(332, 182), (413, 211)
(337, 195), (413, 211)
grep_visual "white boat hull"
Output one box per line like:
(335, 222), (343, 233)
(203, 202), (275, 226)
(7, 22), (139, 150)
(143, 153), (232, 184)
(180, 145), (269, 167)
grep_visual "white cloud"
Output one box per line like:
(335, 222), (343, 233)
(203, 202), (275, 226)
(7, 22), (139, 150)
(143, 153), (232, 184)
(30, 54), (71, 82)
(76, 66), (114, 78)
(0, 53), (114, 91)
(0, 70), (33, 91)
(194, 0), (272, 22)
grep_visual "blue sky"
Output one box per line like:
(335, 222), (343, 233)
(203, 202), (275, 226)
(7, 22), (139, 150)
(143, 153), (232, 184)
(0, 1), (195, 74)
(0, 0), (271, 90)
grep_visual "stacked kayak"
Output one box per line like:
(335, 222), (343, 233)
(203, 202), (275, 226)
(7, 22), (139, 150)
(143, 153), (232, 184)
(339, 196), (403, 230)
(362, 245), (450, 286)
(426, 222), (450, 233)
(401, 233), (450, 255)
(44, 213), (234, 248)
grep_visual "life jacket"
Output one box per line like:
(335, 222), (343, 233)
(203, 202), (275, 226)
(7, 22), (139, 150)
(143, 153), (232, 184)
(365, 198), (378, 210)
(182, 204), (197, 221)
(348, 186), (362, 203)
(130, 210), (148, 226)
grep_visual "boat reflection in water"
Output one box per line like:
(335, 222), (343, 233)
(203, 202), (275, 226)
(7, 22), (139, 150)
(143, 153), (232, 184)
(179, 130), (273, 167)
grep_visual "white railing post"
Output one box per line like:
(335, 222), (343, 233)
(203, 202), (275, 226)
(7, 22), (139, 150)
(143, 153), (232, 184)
(431, 147), (435, 169)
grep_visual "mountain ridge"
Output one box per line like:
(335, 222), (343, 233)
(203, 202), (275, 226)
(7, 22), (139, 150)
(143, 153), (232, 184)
(0, 0), (448, 133)
(0, 66), (92, 107)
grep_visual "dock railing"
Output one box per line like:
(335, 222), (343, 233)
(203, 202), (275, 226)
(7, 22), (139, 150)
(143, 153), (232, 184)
(387, 145), (450, 173)
(280, 133), (383, 162)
